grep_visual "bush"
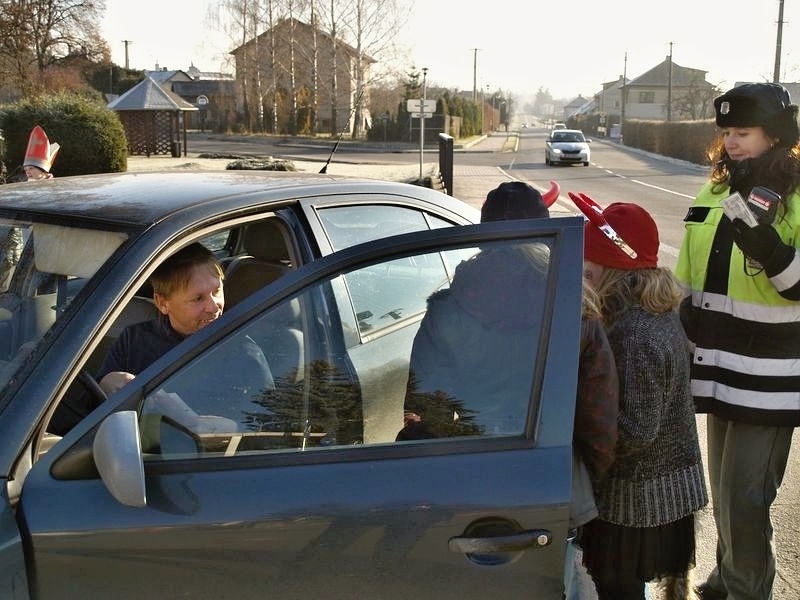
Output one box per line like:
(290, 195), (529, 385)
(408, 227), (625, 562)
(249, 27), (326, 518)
(622, 119), (718, 166)
(0, 92), (128, 177)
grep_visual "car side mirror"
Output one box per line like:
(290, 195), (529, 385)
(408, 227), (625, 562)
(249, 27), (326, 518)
(94, 410), (147, 508)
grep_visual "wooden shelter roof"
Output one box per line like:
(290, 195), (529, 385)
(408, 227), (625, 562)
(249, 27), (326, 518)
(107, 76), (199, 112)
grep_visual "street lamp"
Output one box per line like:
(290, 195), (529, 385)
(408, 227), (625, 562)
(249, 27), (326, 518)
(419, 67), (428, 185)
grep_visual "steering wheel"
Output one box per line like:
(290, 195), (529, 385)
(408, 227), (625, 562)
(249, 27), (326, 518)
(79, 370), (108, 403)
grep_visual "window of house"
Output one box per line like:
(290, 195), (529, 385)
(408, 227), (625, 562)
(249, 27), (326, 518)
(638, 91), (655, 104)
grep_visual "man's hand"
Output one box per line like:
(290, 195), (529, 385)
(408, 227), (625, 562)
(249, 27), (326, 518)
(146, 390), (237, 433)
(99, 371), (135, 396)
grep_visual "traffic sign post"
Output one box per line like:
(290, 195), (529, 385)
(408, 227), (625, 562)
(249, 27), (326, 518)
(197, 95), (209, 132)
(407, 92), (434, 184)
(406, 99), (435, 117)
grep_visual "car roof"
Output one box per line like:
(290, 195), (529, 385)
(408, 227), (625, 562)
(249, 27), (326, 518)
(0, 171), (465, 229)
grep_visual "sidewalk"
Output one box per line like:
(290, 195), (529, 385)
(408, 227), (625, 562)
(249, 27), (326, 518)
(452, 132), (571, 215)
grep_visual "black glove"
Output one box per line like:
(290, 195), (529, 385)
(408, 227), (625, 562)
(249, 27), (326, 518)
(731, 218), (795, 275)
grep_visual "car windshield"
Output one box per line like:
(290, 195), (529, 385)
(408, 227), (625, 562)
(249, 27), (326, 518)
(0, 218), (127, 389)
(553, 132), (584, 143)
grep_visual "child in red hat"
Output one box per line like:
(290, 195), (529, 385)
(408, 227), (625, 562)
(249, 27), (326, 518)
(569, 193), (708, 600)
(23, 125), (59, 181)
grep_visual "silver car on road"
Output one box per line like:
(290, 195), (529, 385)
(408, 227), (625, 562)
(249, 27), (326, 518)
(545, 129), (591, 166)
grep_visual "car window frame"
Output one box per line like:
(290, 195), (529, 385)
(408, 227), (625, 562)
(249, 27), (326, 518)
(44, 216), (585, 478)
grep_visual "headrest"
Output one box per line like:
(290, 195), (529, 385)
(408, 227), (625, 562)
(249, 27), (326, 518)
(243, 221), (290, 263)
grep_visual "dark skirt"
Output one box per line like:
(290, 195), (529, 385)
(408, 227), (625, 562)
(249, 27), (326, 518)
(579, 514), (696, 586)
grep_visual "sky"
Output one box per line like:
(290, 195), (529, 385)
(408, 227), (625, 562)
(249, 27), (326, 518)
(101, 0), (800, 104)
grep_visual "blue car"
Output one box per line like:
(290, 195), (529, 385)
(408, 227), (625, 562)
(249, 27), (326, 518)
(0, 171), (584, 599)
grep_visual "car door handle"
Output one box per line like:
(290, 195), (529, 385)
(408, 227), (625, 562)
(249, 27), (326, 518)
(448, 529), (552, 554)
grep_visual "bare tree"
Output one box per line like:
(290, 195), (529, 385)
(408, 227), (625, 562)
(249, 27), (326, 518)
(315, 0), (348, 135)
(285, 0), (300, 134)
(0, 0), (106, 96)
(214, 0), (255, 129)
(308, 0), (319, 134)
(340, 0), (407, 139)
(266, 0), (279, 133)
(668, 77), (719, 121)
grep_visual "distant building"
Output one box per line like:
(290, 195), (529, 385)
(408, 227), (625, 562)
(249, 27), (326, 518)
(230, 17), (375, 135)
(562, 95), (590, 121)
(553, 57), (720, 140)
(143, 64), (237, 132)
(622, 57), (717, 120)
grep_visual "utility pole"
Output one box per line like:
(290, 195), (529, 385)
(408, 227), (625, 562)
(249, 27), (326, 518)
(621, 52), (627, 142)
(774, 0), (785, 83)
(122, 40), (132, 70)
(472, 48), (480, 102)
(481, 85), (486, 133)
(419, 67), (428, 185)
(667, 42), (673, 122)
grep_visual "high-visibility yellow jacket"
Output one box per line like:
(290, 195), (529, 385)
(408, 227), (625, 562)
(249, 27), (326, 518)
(675, 180), (800, 426)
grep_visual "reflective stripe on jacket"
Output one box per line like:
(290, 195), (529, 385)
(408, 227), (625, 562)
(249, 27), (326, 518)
(675, 181), (800, 426)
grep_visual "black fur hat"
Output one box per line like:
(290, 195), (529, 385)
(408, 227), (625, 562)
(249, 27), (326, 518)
(481, 181), (549, 222)
(714, 83), (800, 148)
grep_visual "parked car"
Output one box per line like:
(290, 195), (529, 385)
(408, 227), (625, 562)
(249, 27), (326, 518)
(545, 129), (592, 166)
(0, 171), (584, 599)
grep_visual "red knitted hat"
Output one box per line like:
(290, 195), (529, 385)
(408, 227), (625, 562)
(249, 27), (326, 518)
(568, 194), (659, 270)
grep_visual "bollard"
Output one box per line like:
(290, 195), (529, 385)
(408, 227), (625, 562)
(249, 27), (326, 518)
(438, 133), (453, 196)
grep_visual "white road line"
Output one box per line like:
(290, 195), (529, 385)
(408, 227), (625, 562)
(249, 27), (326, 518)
(505, 166), (686, 264)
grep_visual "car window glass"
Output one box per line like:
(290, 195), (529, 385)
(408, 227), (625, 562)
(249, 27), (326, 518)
(0, 219), (127, 390)
(139, 236), (554, 460)
(428, 215), (479, 272)
(344, 252), (449, 338)
(199, 230), (231, 254)
(318, 207), (476, 339)
(317, 205), (430, 250)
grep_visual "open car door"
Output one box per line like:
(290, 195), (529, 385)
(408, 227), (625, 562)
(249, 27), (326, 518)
(15, 217), (585, 599)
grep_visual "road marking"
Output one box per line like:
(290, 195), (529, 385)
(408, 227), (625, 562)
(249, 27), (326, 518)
(630, 179), (696, 199)
(498, 165), (685, 265)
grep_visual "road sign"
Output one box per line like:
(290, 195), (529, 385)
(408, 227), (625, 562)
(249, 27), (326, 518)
(406, 99), (435, 116)
(410, 113), (433, 119)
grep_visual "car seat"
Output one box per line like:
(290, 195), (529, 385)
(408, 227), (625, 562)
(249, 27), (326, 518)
(224, 221), (292, 308)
